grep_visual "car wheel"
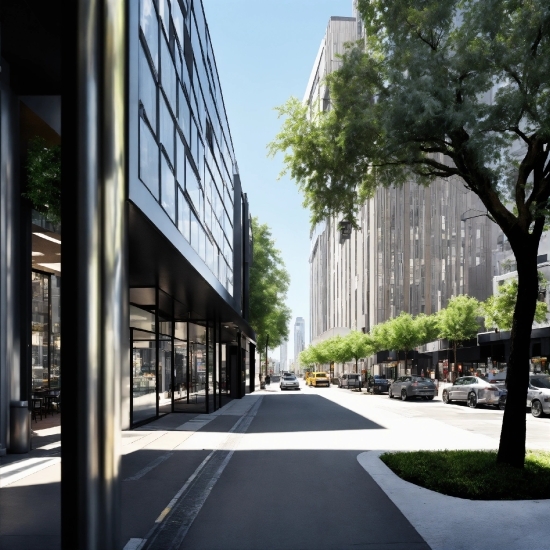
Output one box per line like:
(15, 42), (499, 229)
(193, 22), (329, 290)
(498, 402), (506, 411)
(532, 400), (545, 418)
(401, 389), (408, 401)
(389, 389), (393, 398)
(426, 396), (434, 401)
(467, 392), (478, 408)
(442, 390), (450, 404)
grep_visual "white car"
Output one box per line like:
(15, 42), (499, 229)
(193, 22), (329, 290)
(442, 376), (503, 408)
(527, 374), (550, 417)
(280, 375), (300, 391)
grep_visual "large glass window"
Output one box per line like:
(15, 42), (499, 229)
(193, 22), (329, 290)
(31, 272), (49, 390)
(131, 329), (156, 424)
(159, 93), (174, 164)
(140, 0), (158, 71)
(161, 32), (177, 112)
(178, 188), (190, 241)
(139, 41), (157, 132)
(139, 118), (159, 199)
(161, 153), (176, 220)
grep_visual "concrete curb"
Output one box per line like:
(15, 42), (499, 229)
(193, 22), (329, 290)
(357, 450), (550, 550)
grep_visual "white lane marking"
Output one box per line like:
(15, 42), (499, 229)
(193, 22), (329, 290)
(0, 457), (60, 487)
(143, 397), (263, 549)
(124, 452), (174, 481)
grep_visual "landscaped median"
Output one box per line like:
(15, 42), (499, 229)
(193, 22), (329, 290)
(380, 450), (550, 500)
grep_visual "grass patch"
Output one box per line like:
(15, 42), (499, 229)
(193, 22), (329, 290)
(380, 450), (550, 500)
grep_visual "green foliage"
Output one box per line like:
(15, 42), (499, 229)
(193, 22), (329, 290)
(249, 217), (291, 355)
(437, 295), (481, 345)
(269, 0), (550, 240)
(482, 276), (548, 330)
(23, 137), (62, 224)
(381, 450), (550, 500)
(300, 331), (376, 368)
(415, 313), (440, 345)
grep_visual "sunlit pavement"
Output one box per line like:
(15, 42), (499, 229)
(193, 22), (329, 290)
(2, 381), (550, 549)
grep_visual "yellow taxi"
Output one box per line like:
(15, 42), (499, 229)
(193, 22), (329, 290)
(307, 371), (330, 387)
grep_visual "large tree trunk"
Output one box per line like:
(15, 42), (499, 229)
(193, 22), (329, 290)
(497, 248), (539, 468)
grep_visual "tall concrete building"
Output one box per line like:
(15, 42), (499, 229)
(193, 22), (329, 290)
(280, 339), (288, 372)
(307, 12), (495, 347)
(294, 317), (305, 363)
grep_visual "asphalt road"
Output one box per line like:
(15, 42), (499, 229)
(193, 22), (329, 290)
(180, 385), (430, 550)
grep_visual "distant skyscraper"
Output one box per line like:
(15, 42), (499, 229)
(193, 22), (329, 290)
(294, 317), (305, 363)
(280, 339), (288, 372)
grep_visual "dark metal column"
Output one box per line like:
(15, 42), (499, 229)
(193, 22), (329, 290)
(61, 0), (127, 548)
(205, 321), (209, 413)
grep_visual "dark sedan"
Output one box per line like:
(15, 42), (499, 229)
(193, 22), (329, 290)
(366, 375), (390, 394)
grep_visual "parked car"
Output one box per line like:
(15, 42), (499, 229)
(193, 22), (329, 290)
(527, 374), (550, 417)
(389, 376), (437, 400)
(280, 374), (300, 391)
(337, 373), (361, 389)
(307, 372), (330, 387)
(366, 375), (390, 394)
(442, 376), (504, 408)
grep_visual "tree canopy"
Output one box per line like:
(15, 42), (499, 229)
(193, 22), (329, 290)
(249, 217), (291, 355)
(482, 276), (548, 330)
(270, 0), (550, 467)
(437, 295), (481, 345)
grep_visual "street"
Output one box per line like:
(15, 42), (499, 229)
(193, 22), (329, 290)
(3, 380), (550, 550)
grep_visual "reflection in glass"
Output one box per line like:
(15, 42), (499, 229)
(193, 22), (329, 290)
(176, 133), (186, 187)
(158, 338), (172, 409)
(160, 93), (174, 164)
(130, 305), (156, 332)
(161, 33), (177, 111)
(186, 163), (201, 212)
(190, 212), (199, 253)
(139, 118), (159, 199)
(31, 272), (49, 389)
(140, 0), (158, 71)
(178, 188), (190, 241)
(179, 87), (191, 145)
(139, 41), (157, 131)
(132, 330), (156, 424)
(161, 153), (176, 220)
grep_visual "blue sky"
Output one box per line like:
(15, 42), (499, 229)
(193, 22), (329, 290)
(203, 0), (353, 361)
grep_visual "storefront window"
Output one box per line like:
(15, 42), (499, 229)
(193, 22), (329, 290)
(31, 272), (49, 389)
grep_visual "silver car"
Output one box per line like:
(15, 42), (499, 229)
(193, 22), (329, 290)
(527, 374), (550, 418)
(389, 375), (437, 400)
(280, 375), (300, 391)
(442, 376), (503, 408)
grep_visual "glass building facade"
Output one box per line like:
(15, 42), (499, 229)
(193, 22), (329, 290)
(127, 0), (256, 425)
(138, 0), (235, 295)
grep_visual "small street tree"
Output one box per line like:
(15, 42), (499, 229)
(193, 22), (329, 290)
(415, 314), (440, 347)
(437, 296), (481, 380)
(482, 276), (548, 331)
(249, 217), (291, 363)
(339, 331), (376, 374)
(386, 313), (423, 375)
(269, 0), (550, 467)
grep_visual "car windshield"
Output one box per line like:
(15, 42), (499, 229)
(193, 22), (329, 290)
(316, 373), (327, 377)
(284, 376), (296, 380)
(349, 375), (359, 379)
(531, 376), (550, 389)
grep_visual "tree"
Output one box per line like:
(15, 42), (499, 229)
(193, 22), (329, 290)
(415, 314), (440, 347)
(386, 313), (423, 375)
(339, 331), (376, 373)
(437, 296), (481, 380)
(482, 276), (548, 331)
(270, 0), (550, 467)
(249, 217), (292, 360)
